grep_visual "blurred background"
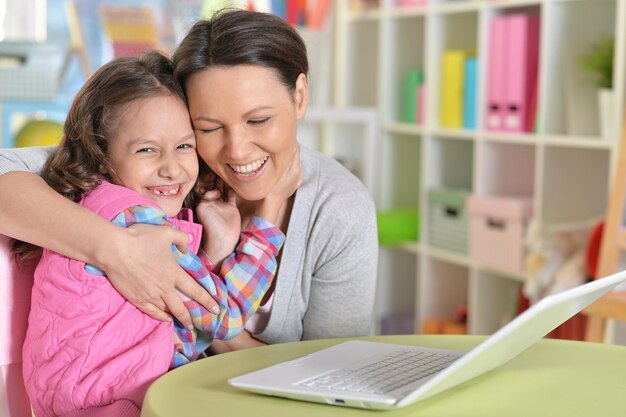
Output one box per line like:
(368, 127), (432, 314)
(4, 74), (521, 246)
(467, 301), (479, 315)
(2, 0), (626, 344)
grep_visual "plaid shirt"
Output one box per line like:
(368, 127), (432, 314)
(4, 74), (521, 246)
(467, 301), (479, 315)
(86, 205), (284, 368)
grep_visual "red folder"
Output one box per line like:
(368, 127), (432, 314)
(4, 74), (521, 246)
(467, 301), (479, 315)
(308, 0), (331, 29)
(286, 0), (299, 25)
(502, 14), (540, 132)
(485, 16), (506, 131)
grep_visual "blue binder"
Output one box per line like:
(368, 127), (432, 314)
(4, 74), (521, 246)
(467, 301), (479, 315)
(463, 57), (478, 130)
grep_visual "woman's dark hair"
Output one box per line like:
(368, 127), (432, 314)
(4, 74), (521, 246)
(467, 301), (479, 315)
(172, 8), (309, 93)
(14, 50), (209, 261)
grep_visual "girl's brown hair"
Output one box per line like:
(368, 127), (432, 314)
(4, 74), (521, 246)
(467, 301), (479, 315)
(14, 50), (209, 261)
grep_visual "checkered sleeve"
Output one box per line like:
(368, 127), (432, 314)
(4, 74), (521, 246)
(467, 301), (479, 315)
(85, 205), (284, 369)
(171, 215), (285, 367)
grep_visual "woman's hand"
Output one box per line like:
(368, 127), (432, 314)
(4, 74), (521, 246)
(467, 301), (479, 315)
(209, 330), (267, 354)
(196, 175), (242, 266)
(102, 223), (220, 327)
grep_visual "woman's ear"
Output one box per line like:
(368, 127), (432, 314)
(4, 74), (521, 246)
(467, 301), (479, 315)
(294, 73), (309, 119)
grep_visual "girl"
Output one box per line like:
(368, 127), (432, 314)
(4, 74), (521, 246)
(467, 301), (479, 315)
(20, 50), (301, 417)
(0, 9), (377, 353)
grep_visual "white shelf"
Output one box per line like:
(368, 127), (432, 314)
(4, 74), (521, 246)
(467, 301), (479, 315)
(543, 134), (614, 149)
(429, 127), (477, 140)
(432, 2), (481, 15)
(487, 0), (543, 9)
(385, 122), (425, 136)
(346, 9), (383, 22)
(335, 0), (626, 336)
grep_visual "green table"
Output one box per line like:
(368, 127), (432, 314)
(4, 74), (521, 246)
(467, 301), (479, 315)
(142, 335), (626, 416)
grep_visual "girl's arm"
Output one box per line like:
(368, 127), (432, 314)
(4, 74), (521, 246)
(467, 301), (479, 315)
(172, 216), (285, 366)
(0, 170), (218, 328)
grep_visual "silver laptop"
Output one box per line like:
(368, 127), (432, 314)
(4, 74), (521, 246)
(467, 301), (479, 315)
(229, 271), (626, 410)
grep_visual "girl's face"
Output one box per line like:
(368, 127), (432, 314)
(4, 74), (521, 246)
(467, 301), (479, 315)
(186, 65), (308, 202)
(107, 94), (198, 217)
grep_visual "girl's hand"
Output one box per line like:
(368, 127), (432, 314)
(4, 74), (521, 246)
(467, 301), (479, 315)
(209, 330), (267, 354)
(196, 175), (242, 266)
(104, 223), (220, 327)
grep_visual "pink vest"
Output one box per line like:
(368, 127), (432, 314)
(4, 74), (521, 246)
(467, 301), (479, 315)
(22, 182), (203, 417)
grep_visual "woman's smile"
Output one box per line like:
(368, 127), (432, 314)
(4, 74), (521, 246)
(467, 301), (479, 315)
(228, 156), (269, 177)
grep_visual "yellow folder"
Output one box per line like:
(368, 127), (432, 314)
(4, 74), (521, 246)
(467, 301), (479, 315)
(440, 50), (475, 128)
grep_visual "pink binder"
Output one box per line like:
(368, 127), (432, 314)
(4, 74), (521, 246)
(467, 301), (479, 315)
(485, 16), (506, 131)
(502, 14), (540, 132)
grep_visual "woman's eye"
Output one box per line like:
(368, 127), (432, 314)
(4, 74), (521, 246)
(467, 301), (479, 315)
(197, 127), (220, 134)
(178, 143), (195, 150)
(249, 117), (270, 125)
(136, 148), (154, 153)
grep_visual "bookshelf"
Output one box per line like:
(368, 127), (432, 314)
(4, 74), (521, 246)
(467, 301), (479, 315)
(334, 0), (626, 335)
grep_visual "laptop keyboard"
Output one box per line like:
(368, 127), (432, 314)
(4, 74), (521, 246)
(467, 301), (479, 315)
(299, 349), (459, 395)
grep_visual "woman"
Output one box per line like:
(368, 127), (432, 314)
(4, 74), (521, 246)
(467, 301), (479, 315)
(0, 9), (378, 349)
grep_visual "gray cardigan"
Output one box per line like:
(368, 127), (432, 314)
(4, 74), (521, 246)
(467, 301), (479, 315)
(0, 145), (379, 342)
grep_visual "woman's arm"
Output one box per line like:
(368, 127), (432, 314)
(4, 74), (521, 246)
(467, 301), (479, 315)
(0, 171), (218, 327)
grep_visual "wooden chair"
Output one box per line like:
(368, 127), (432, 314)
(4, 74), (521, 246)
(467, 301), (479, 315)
(584, 105), (626, 342)
(61, 0), (92, 79)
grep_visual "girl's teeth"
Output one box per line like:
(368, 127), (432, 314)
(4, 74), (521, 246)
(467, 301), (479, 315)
(151, 186), (178, 196)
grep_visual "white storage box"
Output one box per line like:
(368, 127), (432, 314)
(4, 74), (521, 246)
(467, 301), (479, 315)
(0, 42), (64, 102)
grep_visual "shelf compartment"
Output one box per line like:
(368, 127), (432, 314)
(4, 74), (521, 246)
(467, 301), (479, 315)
(342, 20), (380, 107)
(469, 270), (523, 334)
(540, 0), (617, 136)
(541, 146), (609, 224)
(385, 14), (426, 123)
(428, 10), (479, 130)
(475, 141), (536, 197)
(417, 257), (469, 334)
(381, 132), (422, 210)
(425, 135), (474, 189)
(300, 107), (380, 203)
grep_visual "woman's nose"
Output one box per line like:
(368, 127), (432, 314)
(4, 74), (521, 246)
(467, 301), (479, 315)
(224, 128), (250, 161)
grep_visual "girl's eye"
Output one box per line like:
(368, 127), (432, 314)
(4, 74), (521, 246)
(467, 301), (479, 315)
(136, 148), (154, 153)
(249, 117), (270, 125)
(178, 143), (195, 150)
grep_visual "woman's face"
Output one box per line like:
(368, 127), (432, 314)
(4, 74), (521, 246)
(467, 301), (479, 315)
(186, 65), (308, 202)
